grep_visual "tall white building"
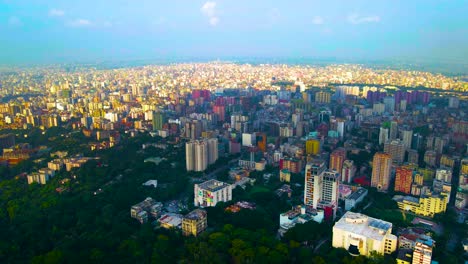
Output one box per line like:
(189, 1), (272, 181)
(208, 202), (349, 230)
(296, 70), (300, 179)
(402, 129), (413, 149)
(390, 121), (398, 140)
(186, 139), (218, 172)
(207, 138), (219, 165)
(383, 96), (395, 113)
(194, 179), (232, 207)
(242, 133), (256, 147)
(379, 127), (389, 145)
(332, 212), (397, 257)
(304, 160), (340, 219)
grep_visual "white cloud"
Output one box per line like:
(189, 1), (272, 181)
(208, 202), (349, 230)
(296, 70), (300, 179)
(312, 16), (324, 25)
(209, 17), (219, 26)
(201, 1), (219, 26)
(347, 14), (380, 24)
(201, 1), (216, 17)
(103, 21), (112, 27)
(49, 9), (65, 17)
(69, 19), (92, 27)
(8, 16), (22, 26)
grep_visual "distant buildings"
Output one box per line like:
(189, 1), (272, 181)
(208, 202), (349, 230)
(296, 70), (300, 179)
(305, 139), (321, 155)
(332, 212), (397, 256)
(194, 179), (232, 207)
(182, 209), (207, 237)
(371, 153), (392, 192)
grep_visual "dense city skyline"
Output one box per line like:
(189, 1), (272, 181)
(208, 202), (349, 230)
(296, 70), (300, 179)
(1, 0), (467, 70)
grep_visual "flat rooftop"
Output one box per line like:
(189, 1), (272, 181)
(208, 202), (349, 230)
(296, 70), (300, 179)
(334, 212), (394, 242)
(197, 179), (230, 192)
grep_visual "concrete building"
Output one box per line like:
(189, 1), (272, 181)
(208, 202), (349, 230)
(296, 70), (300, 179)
(401, 129), (413, 149)
(345, 188), (368, 211)
(384, 139), (406, 164)
(186, 138), (218, 172)
(332, 212), (397, 256)
(395, 166), (413, 194)
(379, 127), (389, 145)
(242, 133), (256, 147)
(130, 197), (163, 224)
(279, 205), (324, 236)
(280, 169), (291, 183)
(194, 179), (232, 207)
(371, 153), (392, 192)
(341, 160), (357, 183)
(330, 148), (346, 173)
(304, 159), (340, 220)
(182, 209), (207, 237)
(412, 238), (434, 264)
(305, 139), (321, 155)
(394, 195), (448, 218)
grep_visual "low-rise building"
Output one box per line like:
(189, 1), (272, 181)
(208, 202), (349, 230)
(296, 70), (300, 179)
(194, 179), (232, 207)
(332, 212), (397, 256)
(279, 205), (324, 236)
(182, 209), (207, 236)
(345, 188), (368, 211)
(158, 213), (183, 229)
(394, 194), (448, 218)
(130, 197), (163, 224)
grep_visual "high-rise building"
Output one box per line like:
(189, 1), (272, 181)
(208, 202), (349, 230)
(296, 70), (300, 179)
(341, 160), (356, 183)
(390, 121), (398, 139)
(304, 160), (340, 220)
(332, 212), (397, 257)
(152, 111), (165, 131)
(182, 209), (207, 237)
(194, 179), (232, 207)
(371, 153), (392, 192)
(315, 91), (331, 103)
(401, 129), (413, 149)
(407, 149), (419, 165)
(207, 138), (219, 165)
(305, 139), (320, 155)
(186, 139), (217, 172)
(256, 132), (267, 152)
(384, 139), (406, 163)
(383, 96), (395, 113)
(242, 133), (256, 147)
(379, 127), (389, 145)
(435, 168), (452, 183)
(304, 159), (326, 208)
(412, 239), (434, 264)
(394, 166), (413, 194)
(330, 148), (347, 173)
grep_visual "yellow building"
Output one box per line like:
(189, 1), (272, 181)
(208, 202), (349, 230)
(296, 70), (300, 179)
(280, 169), (291, 183)
(315, 91), (331, 103)
(182, 209), (207, 237)
(394, 194), (448, 218)
(305, 139), (320, 155)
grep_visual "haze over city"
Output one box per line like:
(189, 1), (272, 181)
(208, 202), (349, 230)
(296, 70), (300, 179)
(1, 0), (467, 71)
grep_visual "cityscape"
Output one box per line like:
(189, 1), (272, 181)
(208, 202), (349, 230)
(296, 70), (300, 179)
(1, 1), (467, 264)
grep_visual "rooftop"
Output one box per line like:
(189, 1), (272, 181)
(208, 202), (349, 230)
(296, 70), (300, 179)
(197, 179), (230, 192)
(334, 212), (394, 242)
(184, 209), (207, 220)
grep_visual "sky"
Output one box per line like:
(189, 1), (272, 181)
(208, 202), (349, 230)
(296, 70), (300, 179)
(0, 0), (467, 66)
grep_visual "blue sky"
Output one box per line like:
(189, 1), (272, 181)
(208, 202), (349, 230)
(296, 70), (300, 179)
(0, 0), (467, 65)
